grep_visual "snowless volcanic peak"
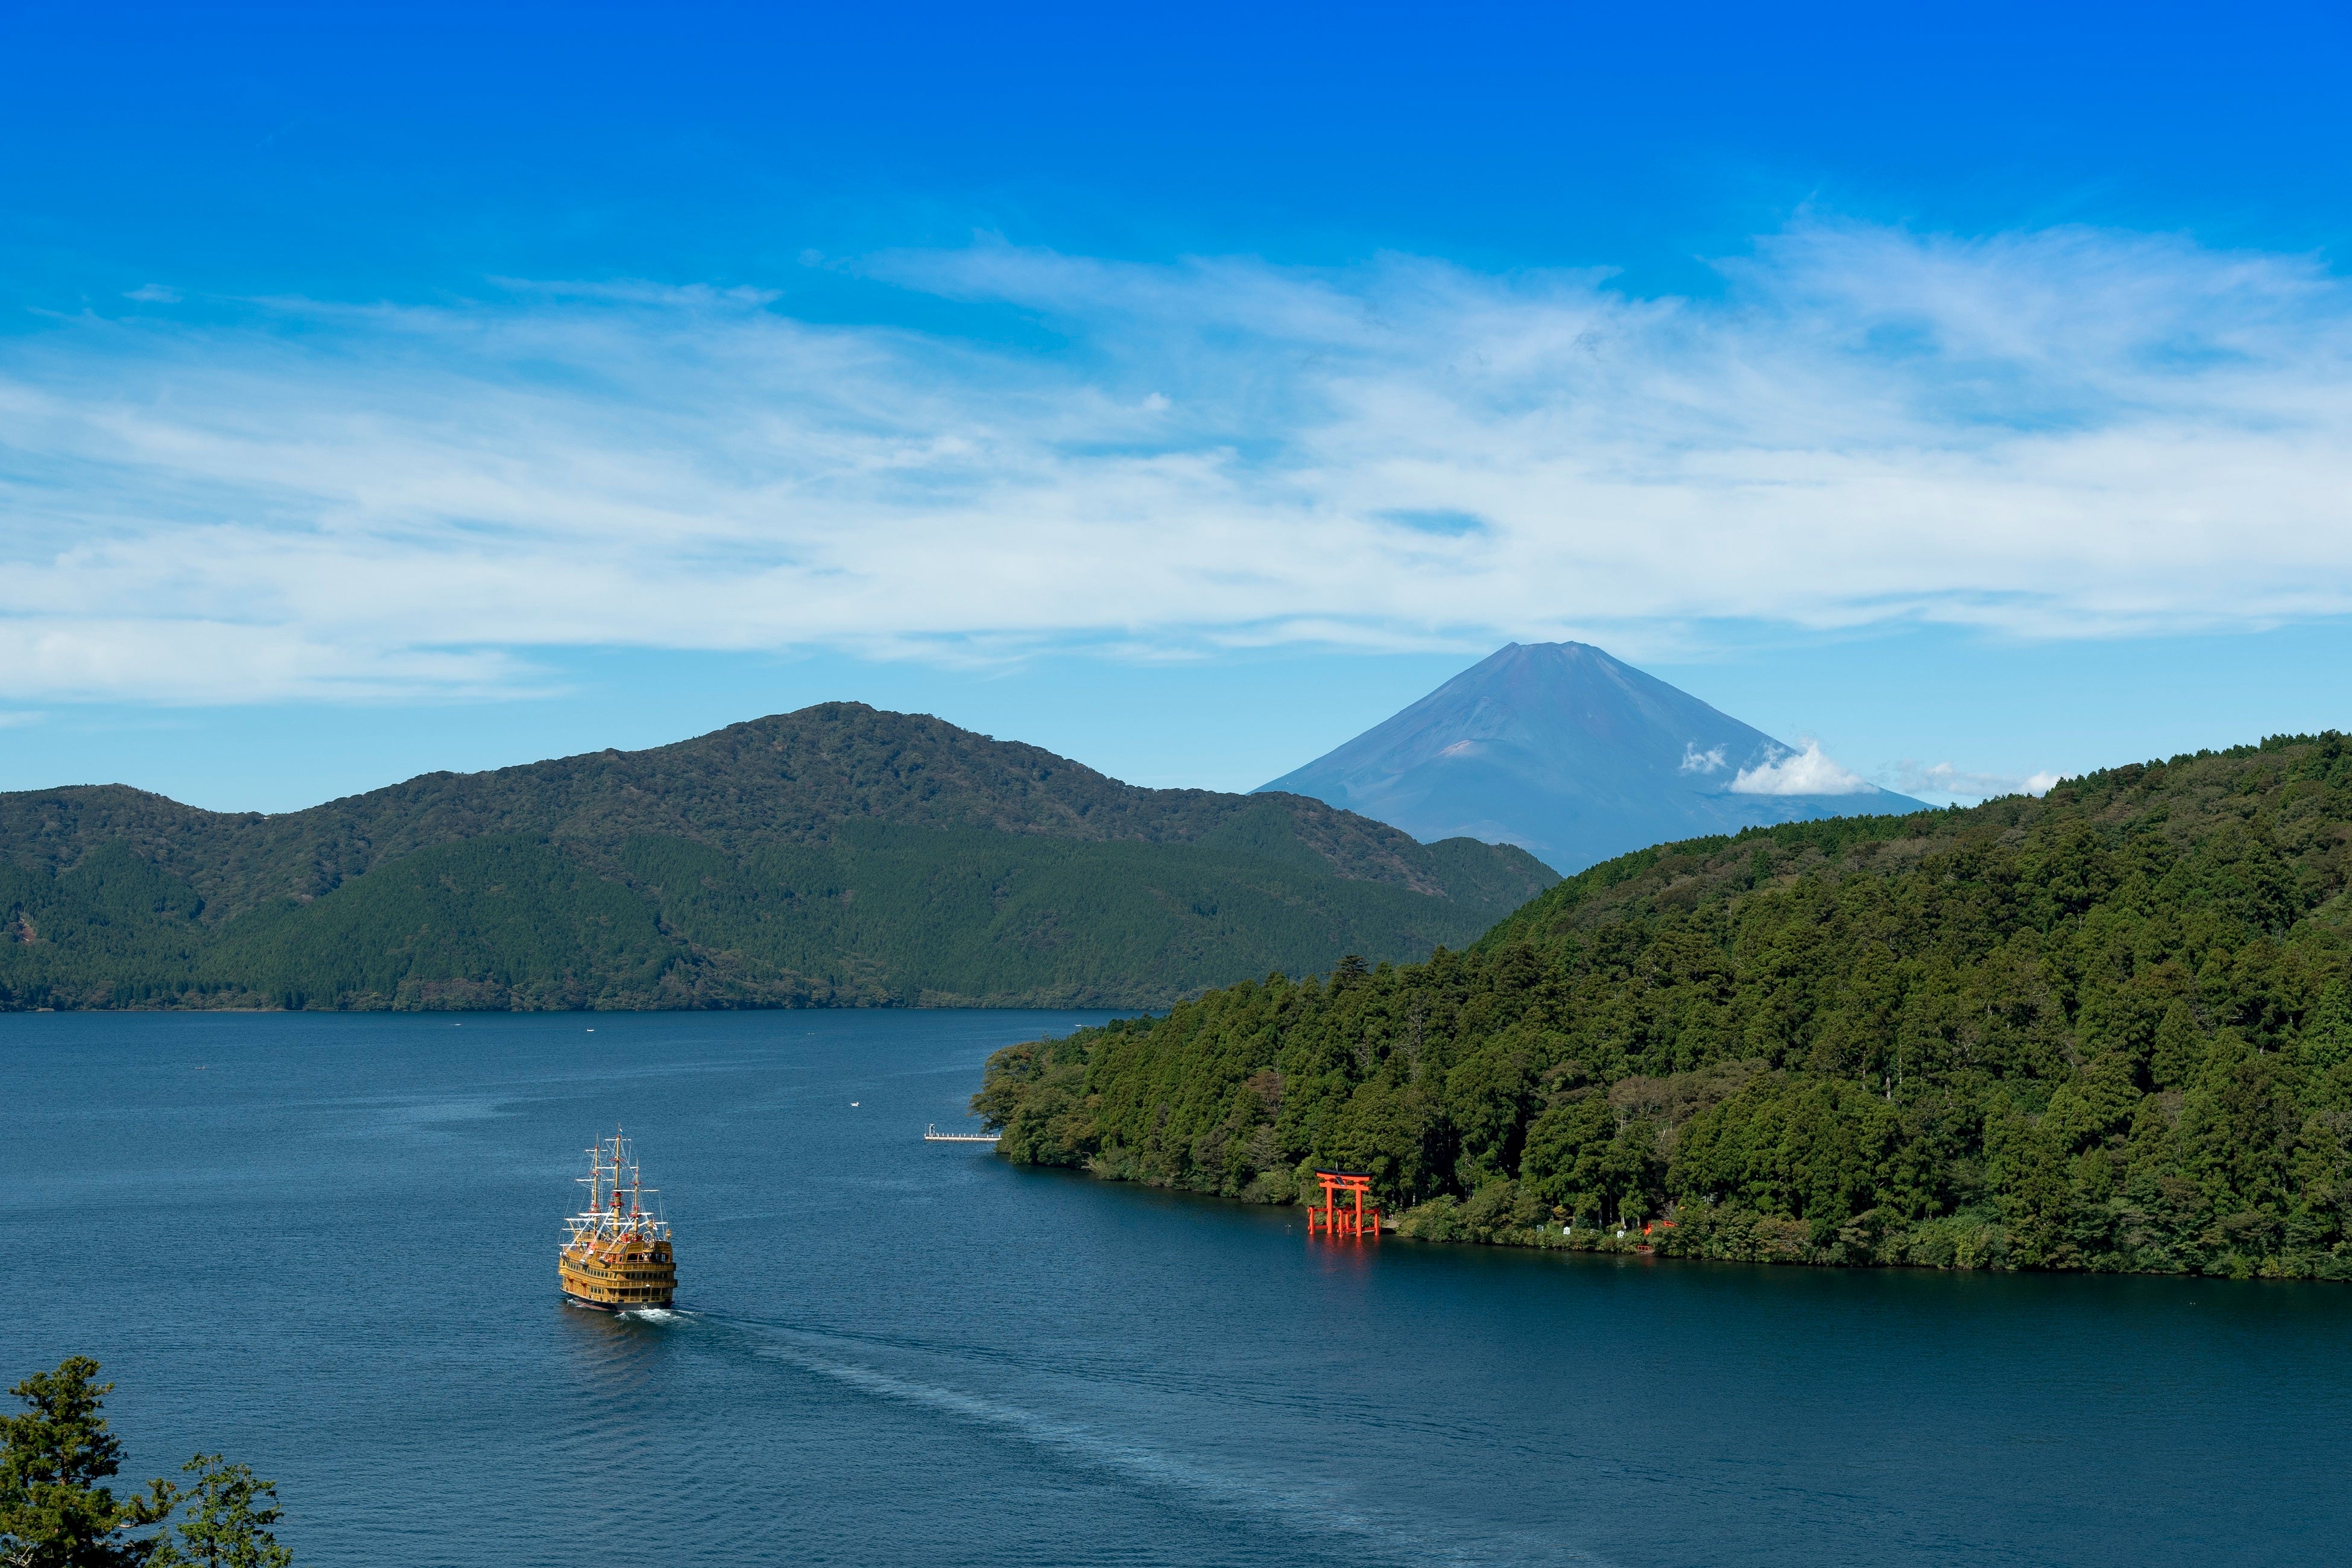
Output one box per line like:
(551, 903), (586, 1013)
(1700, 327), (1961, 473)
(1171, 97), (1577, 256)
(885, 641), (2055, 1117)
(1256, 642), (1926, 873)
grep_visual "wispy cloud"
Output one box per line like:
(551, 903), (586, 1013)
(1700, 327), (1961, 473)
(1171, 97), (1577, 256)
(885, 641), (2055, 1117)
(5, 220), (2352, 701)
(1679, 742), (1727, 774)
(1729, 741), (1874, 796)
(1895, 760), (2063, 800)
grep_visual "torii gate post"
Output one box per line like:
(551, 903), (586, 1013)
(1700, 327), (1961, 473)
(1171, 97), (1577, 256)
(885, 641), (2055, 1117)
(1306, 1169), (1381, 1239)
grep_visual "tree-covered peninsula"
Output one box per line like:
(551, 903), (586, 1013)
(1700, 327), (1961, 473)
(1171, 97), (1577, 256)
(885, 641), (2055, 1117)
(975, 734), (2352, 1279)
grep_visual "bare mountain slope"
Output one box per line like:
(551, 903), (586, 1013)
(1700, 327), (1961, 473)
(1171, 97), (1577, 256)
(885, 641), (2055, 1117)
(1259, 644), (1926, 873)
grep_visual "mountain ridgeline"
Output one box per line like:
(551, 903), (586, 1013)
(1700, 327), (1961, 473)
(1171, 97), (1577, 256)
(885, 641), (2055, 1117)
(0, 704), (1556, 1011)
(978, 733), (2352, 1279)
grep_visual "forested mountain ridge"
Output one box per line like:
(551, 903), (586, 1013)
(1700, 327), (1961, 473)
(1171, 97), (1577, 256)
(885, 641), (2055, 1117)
(976, 733), (2352, 1279)
(1, 703), (1517, 917)
(0, 704), (1557, 1011)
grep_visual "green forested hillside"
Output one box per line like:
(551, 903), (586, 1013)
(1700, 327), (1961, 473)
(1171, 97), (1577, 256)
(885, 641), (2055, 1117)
(975, 734), (2352, 1279)
(0, 706), (1555, 1010)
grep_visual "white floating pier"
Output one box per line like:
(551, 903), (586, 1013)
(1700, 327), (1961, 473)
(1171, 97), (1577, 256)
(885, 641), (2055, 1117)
(923, 1123), (1001, 1143)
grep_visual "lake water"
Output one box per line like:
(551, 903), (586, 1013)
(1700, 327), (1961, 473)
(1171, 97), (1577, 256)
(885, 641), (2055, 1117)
(5, 1010), (2347, 1567)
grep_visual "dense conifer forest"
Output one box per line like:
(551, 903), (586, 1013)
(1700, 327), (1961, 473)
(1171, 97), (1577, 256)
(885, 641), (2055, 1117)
(975, 735), (2352, 1279)
(0, 704), (1552, 1011)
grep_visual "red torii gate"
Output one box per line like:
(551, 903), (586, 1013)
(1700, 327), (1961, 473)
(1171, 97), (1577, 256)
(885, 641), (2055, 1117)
(1306, 1169), (1381, 1239)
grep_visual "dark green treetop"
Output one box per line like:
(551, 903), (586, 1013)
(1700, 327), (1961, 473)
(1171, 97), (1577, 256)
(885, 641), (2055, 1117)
(149, 1458), (289, 1568)
(1, 1362), (292, 1568)
(0, 1358), (174, 1568)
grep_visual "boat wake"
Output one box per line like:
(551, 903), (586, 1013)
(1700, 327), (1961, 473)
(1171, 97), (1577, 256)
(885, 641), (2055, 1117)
(708, 1314), (1609, 1568)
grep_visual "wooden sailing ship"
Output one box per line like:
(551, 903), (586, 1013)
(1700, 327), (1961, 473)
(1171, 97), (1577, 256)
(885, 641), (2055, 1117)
(558, 1130), (677, 1310)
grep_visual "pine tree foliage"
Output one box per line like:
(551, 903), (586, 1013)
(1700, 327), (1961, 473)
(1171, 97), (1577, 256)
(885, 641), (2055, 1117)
(149, 1458), (290, 1568)
(0, 1359), (174, 1568)
(0, 1364), (292, 1568)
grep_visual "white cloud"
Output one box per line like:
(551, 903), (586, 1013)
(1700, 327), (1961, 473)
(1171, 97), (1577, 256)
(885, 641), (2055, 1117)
(122, 285), (180, 303)
(5, 220), (2352, 701)
(1730, 741), (1874, 796)
(0, 710), (43, 728)
(1895, 760), (2065, 800)
(0, 618), (532, 704)
(1679, 742), (1726, 774)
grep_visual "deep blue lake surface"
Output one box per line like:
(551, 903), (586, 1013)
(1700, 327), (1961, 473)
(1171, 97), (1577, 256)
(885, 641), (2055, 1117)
(5, 1009), (2348, 1567)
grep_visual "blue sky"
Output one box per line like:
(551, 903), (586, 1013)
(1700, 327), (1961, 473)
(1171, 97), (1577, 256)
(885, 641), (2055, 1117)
(5, 2), (2352, 812)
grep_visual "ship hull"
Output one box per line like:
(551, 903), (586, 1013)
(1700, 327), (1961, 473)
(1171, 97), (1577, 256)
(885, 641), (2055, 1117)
(560, 1289), (672, 1312)
(558, 1275), (676, 1310)
(558, 1256), (676, 1310)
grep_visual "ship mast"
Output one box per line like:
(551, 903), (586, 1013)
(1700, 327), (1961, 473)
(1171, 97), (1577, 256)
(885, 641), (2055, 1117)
(564, 1128), (668, 1248)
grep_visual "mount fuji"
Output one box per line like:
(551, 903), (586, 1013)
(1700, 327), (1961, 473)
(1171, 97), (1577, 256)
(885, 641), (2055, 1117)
(1256, 643), (1928, 873)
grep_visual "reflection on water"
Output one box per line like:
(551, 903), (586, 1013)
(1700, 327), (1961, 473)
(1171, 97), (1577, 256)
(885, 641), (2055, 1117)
(8, 1008), (2349, 1568)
